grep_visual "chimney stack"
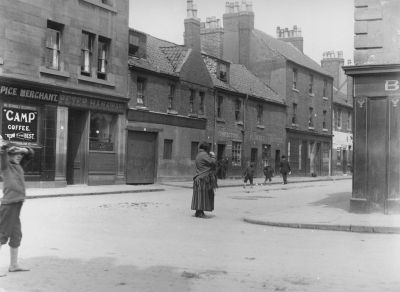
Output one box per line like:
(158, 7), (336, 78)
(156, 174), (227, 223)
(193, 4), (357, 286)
(276, 25), (303, 52)
(321, 50), (345, 90)
(184, 0), (201, 51)
(201, 15), (224, 58)
(223, 1), (254, 65)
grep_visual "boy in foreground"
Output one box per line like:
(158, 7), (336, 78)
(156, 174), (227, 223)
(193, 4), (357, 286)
(0, 136), (34, 276)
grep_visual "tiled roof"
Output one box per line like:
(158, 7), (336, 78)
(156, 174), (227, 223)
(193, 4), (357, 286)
(252, 29), (332, 77)
(230, 64), (284, 104)
(159, 46), (189, 72)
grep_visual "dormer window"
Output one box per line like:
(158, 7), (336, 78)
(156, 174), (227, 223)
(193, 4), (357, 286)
(218, 63), (227, 81)
(129, 31), (147, 58)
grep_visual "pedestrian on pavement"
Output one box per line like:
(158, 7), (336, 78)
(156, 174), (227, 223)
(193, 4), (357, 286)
(221, 157), (228, 179)
(191, 142), (218, 218)
(0, 136), (34, 276)
(263, 160), (274, 184)
(243, 162), (255, 188)
(279, 155), (291, 184)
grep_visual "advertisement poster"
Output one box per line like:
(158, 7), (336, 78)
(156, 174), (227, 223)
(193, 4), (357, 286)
(2, 104), (38, 143)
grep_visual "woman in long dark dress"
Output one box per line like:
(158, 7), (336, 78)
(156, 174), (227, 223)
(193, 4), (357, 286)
(191, 142), (218, 218)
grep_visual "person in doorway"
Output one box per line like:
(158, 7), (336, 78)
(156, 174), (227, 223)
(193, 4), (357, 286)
(0, 137), (34, 276)
(279, 155), (291, 184)
(191, 142), (218, 218)
(221, 157), (228, 179)
(263, 160), (274, 184)
(243, 162), (255, 188)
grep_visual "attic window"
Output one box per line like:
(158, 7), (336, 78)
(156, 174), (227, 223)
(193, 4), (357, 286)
(129, 34), (140, 57)
(218, 63), (227, 81)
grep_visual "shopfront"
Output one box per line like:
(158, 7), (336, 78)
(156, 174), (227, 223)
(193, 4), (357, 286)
(0, 77), (127, 187)
(344, 65), (400, 213)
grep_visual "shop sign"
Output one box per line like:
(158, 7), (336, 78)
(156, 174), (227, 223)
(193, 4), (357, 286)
(59, 94), (125, 113)
(2, 104), (38, 143)
(0, 84), (58, 102)
(385, 80), (400, 92)
(219, 131), (240, 140)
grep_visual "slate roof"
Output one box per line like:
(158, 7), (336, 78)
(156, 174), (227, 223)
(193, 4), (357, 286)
(252, 29), (332, 78)
(333, 87), (352, 108)
(229, 64), (284, 105)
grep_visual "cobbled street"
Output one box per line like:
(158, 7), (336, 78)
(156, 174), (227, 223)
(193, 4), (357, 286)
(0, 180), (399, 291)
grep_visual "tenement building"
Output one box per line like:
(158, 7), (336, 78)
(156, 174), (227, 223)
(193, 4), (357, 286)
(201, 1), (334, 176)
(126, 1), (286, 181)
(344, 0), (400, 213)
(0, 0), (129, 186)
(127, 3), (215, 182)
(321, 51), (353, 175)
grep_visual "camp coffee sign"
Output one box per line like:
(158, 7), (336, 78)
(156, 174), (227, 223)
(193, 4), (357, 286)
(2, 104), (38, 143)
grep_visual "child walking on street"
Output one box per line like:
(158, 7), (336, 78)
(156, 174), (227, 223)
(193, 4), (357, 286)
(243, 162), (255, 188)
(263, 160), (274, 184)
(0, 136), (34, 276)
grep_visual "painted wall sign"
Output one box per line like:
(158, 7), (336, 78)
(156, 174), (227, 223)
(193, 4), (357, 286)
(59, 94), (125, 113)
(385, 80), (399, 91)
(354, 74), (400, 96)
(0, 84), (58, 102)
(2, 104), (38, 143)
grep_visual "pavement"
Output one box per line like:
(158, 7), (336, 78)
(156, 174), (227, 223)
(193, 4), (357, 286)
(3, 174), (400, 234)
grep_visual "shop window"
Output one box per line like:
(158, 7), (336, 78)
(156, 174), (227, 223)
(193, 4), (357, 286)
(191, 141), (199, 160)
(97, 36), (110, 80)
(89, 112), (117, 151)
(81, 31), (94, 76)
(45, 20), (63, 70)
(257, 104), (263, 124)
(163, 139), (173, 159)
(199, 91), (205, 115)
(217, 95), (223, 118)
(232, 141), (241, 166)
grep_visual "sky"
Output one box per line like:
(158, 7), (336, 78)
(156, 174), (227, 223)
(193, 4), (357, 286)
(129, 0), (354, 64)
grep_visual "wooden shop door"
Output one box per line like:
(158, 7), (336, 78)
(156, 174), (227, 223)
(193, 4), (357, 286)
(126, 131), (157, 184)
(66, 109), (88, 185)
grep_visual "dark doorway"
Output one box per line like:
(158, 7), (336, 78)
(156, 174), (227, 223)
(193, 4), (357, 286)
(315, 142), (322, 175)
(217, 144), (226, 161)
(342, 149), (347, 173)
(66, 109), (88, 185)
(217, 144), (227, 179)
(126, 131), (157, 184)
(275, 149), (281, 173)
